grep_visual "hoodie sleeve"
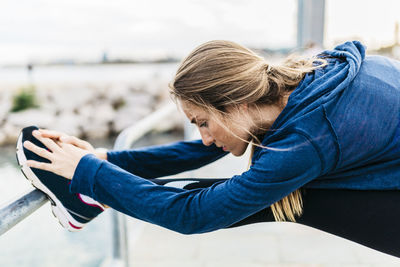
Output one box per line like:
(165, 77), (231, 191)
(70, 133), (322, 234)
(106, 139), (228, 178)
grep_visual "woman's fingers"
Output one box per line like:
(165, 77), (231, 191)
(23, 140), (53, 160)
(71, 136), (93, 150)
(38, 128), (94, 152)
(61, 135), (80, 145)
(26, 160), (53, 172)
(38, 129), (67, 140)
(32, 130), (61, 152)
(61, 136), (94, 151)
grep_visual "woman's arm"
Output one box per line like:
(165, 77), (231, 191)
(70, 133), (322, 234)
(106, 139), (228, 178)
(38, 128), (228, 178)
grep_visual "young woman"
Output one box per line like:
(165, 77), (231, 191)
(22, 40), (400, 258)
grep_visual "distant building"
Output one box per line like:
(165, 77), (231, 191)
(297, 0), (325, 49)
(102, 51), (109, 63)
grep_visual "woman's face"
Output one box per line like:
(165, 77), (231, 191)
(181, 102), (251, 156)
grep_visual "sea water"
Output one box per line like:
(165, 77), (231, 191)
(0, 63), (179, 88)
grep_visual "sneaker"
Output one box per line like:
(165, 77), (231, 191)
(16, 126), (105, 231)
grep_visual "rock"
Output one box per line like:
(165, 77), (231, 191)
(43, 87), (94, 112)
(124, 92), (155, 109)
(1, 122), (20, 145)
(155, 86), (173, 105)
(79, 103), (115, 139)
(7, 108), (54, 129)
(107, 84), (131, 101)
(0, 79), (181, 146)
(112, 104), (153, 134)
(0, 131), (7, 146)
(50, 110), (81, 137)
(153, 109), (184, 132)
(0, 95), (11, 121)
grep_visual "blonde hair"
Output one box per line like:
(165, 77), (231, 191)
(169, 40), (326, 222)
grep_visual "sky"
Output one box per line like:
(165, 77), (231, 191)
(325, 0), (400, 48)
(0, 0), (399, 65)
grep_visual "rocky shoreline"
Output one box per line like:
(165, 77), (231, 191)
(0, 81), (184, 146)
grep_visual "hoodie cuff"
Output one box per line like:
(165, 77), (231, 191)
(106, 150), (115, 164)
(70, 153), (103, 198)
(106, 150), (124, 166)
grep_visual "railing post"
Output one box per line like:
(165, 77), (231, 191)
(108, 210), (129, 267)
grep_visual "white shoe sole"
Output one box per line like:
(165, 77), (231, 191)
(16, 131), (85, 232)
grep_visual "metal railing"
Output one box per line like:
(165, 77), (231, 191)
(0, 102), (178, 267)
(0, 189), (47, 235)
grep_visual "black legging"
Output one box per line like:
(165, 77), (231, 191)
(151, 178), (400, 259)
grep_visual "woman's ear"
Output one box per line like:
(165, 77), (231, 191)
(237, 103), (253, 123)
(239, 103), (249, 112)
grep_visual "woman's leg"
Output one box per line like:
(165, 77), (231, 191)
(294, 188), (400, 258)
(151, 178), (400, 258)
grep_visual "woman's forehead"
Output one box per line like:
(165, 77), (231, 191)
(179, 101), (209, 118)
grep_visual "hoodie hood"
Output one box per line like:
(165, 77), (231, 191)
(271, 41), (366, 130)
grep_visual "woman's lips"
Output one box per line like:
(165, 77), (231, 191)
(222, 146), (227, 151)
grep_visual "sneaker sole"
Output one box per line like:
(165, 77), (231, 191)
(16, 131), (85, 232)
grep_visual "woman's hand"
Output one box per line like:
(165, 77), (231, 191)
(38, 129), (107, 160)
(39, 129), (95, 152)
(23, 130), (91, 180)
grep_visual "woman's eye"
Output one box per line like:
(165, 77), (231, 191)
(199, 121), (208, 128)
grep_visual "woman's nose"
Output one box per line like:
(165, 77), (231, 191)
(199, 129), (214, 146)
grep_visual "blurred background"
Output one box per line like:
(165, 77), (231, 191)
(1, 0), (400, 266)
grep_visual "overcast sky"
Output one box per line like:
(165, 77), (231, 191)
(0, 0), (399, 65)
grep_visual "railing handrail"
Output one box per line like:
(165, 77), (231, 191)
(0, 189), (47, 235)
(114, 103), (177, 150)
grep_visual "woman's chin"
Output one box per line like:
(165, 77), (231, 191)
(231, 143), (252, 157)
(230, 148), (245, 157)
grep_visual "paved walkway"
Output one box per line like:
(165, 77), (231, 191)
(126, 144), (400, 266)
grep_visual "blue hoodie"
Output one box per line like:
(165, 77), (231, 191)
(70, 41), (400, 234)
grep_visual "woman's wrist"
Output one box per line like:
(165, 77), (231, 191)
(94, 148), (108, 160)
